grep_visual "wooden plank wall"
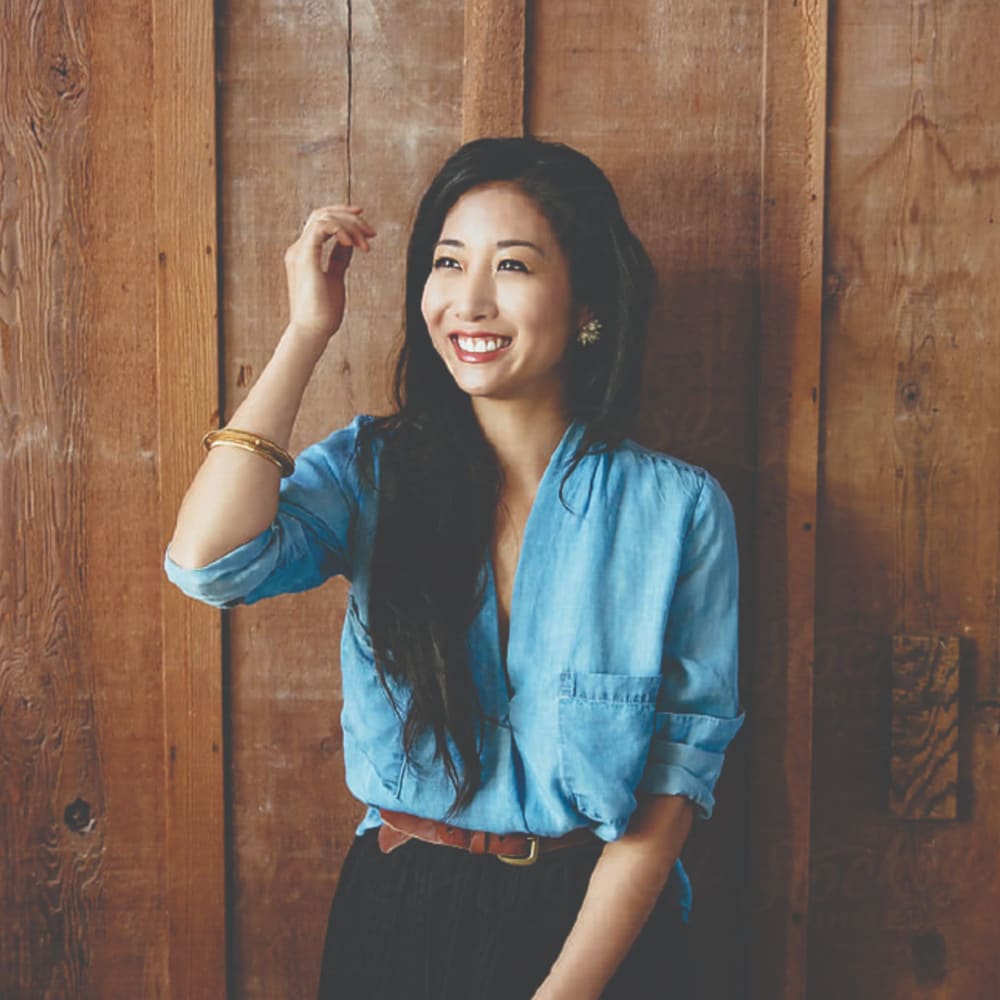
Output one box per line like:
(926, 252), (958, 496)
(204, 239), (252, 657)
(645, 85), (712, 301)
(1, 0), (222, 995)
(4, 1), (999, 997)
(216, 1), (464, 995)
(462, 0), (525, 139)
(751, 2), (828, 998)
(0, 4), (117, 994)
(153, 1), (226, 997)
(812, 1), (1000, 996)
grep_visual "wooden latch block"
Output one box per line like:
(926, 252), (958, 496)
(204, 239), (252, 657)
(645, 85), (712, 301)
(890, 635), (960, 820)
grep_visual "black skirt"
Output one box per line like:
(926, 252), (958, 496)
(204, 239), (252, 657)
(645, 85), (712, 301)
(317, 826), (693, 1000)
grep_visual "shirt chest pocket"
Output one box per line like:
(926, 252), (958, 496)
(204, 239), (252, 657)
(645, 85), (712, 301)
(557, 670), (662, 824)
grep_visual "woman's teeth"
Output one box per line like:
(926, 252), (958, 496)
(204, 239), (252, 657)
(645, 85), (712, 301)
(455, 335), (512, 353)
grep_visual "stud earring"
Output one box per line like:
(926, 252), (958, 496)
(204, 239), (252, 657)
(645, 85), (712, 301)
(576, 317), (602, 346)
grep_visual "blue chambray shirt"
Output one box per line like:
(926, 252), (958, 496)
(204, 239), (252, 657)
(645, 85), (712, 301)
(164, 415), (747, 922)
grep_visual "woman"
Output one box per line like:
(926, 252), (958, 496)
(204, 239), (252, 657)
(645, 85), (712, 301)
(165, 137), (746, 999)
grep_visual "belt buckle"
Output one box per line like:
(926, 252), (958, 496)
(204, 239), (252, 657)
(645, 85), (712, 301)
(497, 834), (540, 867)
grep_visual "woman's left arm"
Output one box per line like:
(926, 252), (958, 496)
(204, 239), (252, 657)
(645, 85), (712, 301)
(532, 792), (695, 1000)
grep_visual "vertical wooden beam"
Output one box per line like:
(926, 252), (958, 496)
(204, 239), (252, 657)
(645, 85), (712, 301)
(0, 4), (105, 994)
(153, 1), (226, 996)
(750, 1), (828, 997)
(86, 0), (170, 994)
(812, 3), (1000, 992)
(462, 0), (526, 140)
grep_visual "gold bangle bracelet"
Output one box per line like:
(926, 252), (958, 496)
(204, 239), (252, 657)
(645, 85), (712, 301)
(202, 428), (295, 477)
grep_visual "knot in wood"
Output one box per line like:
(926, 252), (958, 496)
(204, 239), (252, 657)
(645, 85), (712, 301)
(64, 797), (96, 835)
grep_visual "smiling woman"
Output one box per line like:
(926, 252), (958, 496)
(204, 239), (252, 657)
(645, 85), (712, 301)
(421, 184), (579, 402)
(163, 137), (745, 999)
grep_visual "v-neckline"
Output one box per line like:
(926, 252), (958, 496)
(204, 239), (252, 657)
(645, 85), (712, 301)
(484, 419), (582, 697)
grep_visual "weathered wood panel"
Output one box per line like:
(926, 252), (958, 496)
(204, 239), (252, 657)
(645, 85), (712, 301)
(462, 0), (525, 140)
(1, 0), (181, 995)
(217, 7), (353, 993)
(750, 2), (828, 998)
(153, 0), (227, 996)
(527, 4), (762, 998)
(813, 0), (1000, 995)
(86, 3), (171, 995)
(0, 5), (105, 993)
(217, 1), (464, 995)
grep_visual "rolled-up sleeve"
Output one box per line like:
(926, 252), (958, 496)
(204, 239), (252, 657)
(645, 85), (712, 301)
(163, 414), (373, 609)
(637, 470), (747, 820)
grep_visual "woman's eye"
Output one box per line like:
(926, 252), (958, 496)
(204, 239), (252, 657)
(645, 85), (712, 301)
(497, 258), (528, 272)
(432, 256), (460, 270)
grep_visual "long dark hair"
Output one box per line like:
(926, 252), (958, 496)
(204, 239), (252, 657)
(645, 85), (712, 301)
(355, 137), (655, 818)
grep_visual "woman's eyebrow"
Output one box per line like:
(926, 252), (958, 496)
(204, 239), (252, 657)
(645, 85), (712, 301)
(434, 238), (546, 255)
(497, 239), (545, 254)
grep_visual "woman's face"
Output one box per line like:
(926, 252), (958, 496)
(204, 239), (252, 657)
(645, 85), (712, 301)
(421, 182), (580, 406)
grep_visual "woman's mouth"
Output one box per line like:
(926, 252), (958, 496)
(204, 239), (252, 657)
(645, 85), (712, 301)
(449, 333), (513, 363)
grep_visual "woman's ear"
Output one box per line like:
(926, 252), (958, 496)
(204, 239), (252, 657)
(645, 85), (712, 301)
(575, 304), (595, 330)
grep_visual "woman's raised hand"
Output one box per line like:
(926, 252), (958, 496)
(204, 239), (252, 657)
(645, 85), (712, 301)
(283, 204), (376, 343)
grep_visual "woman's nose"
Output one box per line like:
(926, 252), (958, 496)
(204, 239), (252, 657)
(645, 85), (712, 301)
(449, 271), (498, 321)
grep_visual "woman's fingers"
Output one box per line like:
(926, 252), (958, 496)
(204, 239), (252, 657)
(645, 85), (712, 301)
(281, 204), (377, 340)
(309, 217), (372, 256)
(326, 219), (370, 256)
(301, 206), (376, 252)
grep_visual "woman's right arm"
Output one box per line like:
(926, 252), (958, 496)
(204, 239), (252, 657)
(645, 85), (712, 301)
(167, 204), (376, 570)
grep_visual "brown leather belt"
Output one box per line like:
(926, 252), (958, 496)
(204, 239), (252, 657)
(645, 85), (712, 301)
(377, 808), (600, 866)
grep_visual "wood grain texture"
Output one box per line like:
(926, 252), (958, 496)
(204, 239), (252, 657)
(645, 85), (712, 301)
(85, 1), (172, 995)
(153, 0), (227, 996)
(2, 0), (173, 995)
(0, 4), (105, 995)
(749, 1), (828, 998)
(462, 0), (525, 140)
(217, 6), (352, 993)
(217, 1), (463, 995)
(812, 1), (1000, 996)
(890, 635), (959, 819)
(528, 4), (761, 997)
